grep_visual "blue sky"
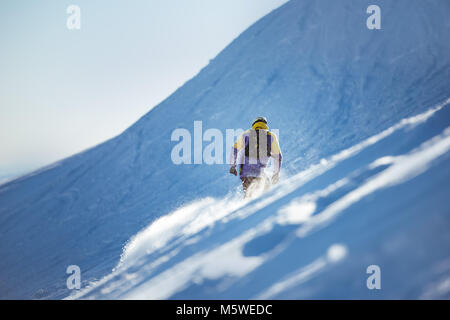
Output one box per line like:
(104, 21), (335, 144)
(0, 0), (287, 181)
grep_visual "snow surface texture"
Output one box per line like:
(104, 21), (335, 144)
(1, 0), (450, 299)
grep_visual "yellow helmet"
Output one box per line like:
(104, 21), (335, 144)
(252, 116), (268, 126)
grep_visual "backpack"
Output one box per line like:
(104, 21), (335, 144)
(244, 129), (272, 160)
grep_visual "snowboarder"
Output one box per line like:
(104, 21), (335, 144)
(229, 117), (282, 198)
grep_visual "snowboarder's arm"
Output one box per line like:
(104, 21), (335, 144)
(229, 133), (245, 167)
(269, 132), (282, 174)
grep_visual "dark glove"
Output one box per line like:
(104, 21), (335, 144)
(229, 166), (237, 176)
(272, 172), (279, 184)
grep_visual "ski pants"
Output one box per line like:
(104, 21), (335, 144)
(240, 176), (270, 198)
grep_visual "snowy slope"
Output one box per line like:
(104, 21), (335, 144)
(1, 0), (450, 299)
(72, 99), (450, 299)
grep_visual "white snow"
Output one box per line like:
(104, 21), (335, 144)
(257, 244), (348, 299)
(71, 102), (450, 299)
(297, 125), (450, 238)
